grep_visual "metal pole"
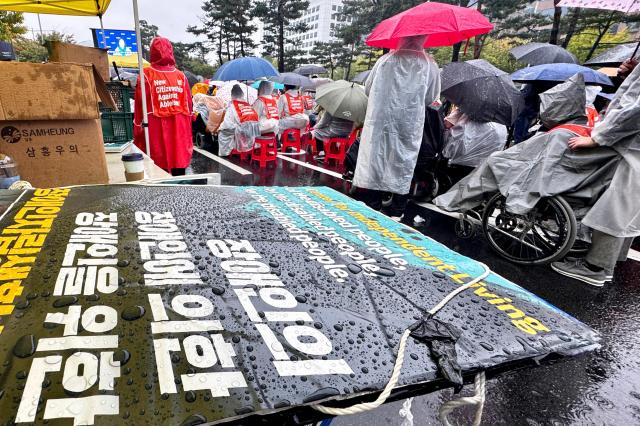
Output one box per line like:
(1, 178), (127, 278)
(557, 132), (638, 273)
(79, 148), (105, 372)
(36, 14), (44, 40)
(132, 0), (151, 156)
(99, 15), (106, 48)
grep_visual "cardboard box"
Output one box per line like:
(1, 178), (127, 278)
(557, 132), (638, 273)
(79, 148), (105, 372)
(0, 119), (109, 188)
(48, 41), (110, 82)
(0, 62), (101, 121)
(0, 62), (115, 187)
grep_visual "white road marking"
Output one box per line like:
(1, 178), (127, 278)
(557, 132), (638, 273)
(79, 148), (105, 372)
(627, 249), (640, 262)
(278, 148), (306, 156)
(276, 154), (344, 179)
(193, 147), (252, 176)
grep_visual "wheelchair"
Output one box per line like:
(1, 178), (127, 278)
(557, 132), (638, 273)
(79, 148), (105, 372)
(475, 194), (578, 265)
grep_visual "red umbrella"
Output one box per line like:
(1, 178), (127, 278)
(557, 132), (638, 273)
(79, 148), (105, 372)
(365, 1), (494, 49)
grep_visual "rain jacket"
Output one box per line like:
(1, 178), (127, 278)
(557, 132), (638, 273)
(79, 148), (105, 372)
(218, 99), (261, 156)
(582, 65), (640, 237)
(435, 74), (620, 217)
(277, 89), (309, 133)
(353, 36), (441, 194)
(442, 111), (508, 167)
(253, 82), (279, 134)
(312, 111), (353, 141)
(134, 37), (193, 171)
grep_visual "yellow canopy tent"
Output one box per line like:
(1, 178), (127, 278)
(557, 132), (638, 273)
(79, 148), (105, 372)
(109, 54), (149, 69)
(0, 0), (110, 15)
(0, 0), (151, 155)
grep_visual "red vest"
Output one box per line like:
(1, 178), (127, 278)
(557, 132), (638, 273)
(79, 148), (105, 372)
(144, 67), (191, 118)
(586, 106), (600, 128)
(284, 93), (304, 115)
(549, 124), (592, 137)
(232, 100), (259, 123)
(259, 96), (279, 120)
(303, 95), (314, 111)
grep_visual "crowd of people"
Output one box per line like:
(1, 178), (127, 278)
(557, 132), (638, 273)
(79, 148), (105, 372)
(132, 35), (640, 288)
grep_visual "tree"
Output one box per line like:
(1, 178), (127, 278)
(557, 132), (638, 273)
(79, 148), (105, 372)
(549, 0), (562, 45)
(567, 28), (631, 63)
(0, 11), (27, 41)
(14, 31), (75, 63)
(172, 41), (217, 77)
(560, 9), (640, 61)
(309, 42), (340, 78)
(253, 0), (308, 72)
(283, 47), (307, 72)
(189, 0), (256, 66)
(139, 20), (158, 60)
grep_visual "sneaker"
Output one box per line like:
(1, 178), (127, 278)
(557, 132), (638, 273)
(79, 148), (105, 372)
(551, 258), (606, 287)
(565, 257), (613, 281)
(313, 154), (325, 162)
(390, 215), (403, 222)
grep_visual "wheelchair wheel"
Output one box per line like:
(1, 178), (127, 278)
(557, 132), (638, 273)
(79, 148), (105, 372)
(381, 193), (393, 208)
(482, 194), (577, 265)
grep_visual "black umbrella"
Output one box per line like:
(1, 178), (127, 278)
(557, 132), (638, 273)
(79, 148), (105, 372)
(441, 59), (525, 126)
(351, 70), (371, 84)
(269, 72), (314, 87)
(585, 42), (640, 67)
(510, 42), (578, 65)
(293, 64), (328, 75)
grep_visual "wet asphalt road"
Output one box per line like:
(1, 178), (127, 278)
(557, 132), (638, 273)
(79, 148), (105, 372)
(187, 148), (640, 425)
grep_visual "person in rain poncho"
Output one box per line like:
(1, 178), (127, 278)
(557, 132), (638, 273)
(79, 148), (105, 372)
(353, 35), (441, 217)
(551, 64), (640, 286)
(311, 107), (356, 162)
(278, 84), (310, 134)
(442, 108), (508, 168)
(133, 36), (193, 176)
(252, 81), (279, 135)
(434, 74), (614, 215)
(584, 85), (602, 127)
(218, 84), (261, 157)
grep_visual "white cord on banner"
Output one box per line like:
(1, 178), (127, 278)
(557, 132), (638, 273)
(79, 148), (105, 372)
(399, 397), (415, 426)
(438, 371), (486, 426)
(312, 263), (491, 417)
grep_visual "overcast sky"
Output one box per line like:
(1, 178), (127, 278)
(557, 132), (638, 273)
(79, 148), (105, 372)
(22, 0), (205, 45)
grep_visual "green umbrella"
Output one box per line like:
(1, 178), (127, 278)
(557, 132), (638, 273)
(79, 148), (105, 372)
(316, 80), (368, 123)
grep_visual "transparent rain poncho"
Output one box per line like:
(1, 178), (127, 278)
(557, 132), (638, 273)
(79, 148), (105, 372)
(353, 35), (441, 194)
(435, 74), (621, 217)
(583, 65), (640, 237)
(442, 111), (508, 167)
(218, 90), (260, 156)
(253, 81), (279, 134)
(278, 88), (309, 133)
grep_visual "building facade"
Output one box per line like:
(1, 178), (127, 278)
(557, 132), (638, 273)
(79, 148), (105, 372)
(285, 0), (352, 52)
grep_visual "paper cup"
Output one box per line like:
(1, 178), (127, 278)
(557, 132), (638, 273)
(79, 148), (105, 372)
(122, 153), (144, 174)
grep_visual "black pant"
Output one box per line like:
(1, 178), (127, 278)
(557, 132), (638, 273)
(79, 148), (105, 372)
(171, 168), (186, 176)
(363, 190), (409, 217)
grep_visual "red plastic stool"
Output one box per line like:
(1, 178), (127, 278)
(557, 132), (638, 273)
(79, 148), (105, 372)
(281, 128), (301, 154)
(251, 135), (277, 168)
(301, 131), (317, 155)
(230, 149), (250, 161)
(325, 129), (360, 166)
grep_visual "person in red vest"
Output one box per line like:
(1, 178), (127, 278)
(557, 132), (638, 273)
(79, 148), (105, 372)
(277, 84), (309, 134)
(218, 84), (260, 156)
(302, 91), (314, 113)
(133, 36), (193, 176)
(252, 81), (279, 135)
